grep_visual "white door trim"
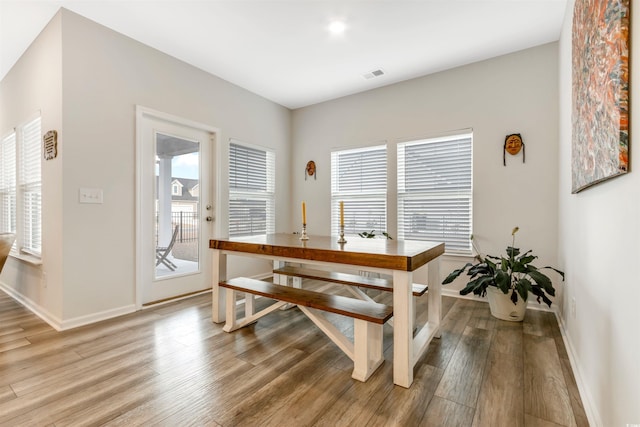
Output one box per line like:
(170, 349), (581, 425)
(135, 106), (222, 309)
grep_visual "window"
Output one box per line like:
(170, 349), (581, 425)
(397, 132), (472, 255)
(228, 140), (275, 237)
(171, 180), (182, 196)
(331, 145), (387, 236)
(0, 134), (16, 237)
(0, 115), (42, 257)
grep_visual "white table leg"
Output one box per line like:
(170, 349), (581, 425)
(273, 260), (285, 285)
(428, 258), (441, 338)
(212, 249), (227, 323)
(393, 270), (414, 388)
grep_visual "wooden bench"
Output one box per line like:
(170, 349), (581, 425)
(219, 277), (393, 382)
(273, 266), (428, 296)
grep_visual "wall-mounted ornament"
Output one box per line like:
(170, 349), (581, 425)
(43, 130), (58, 161)
(503, 133), (525, 166)
(571, 0), (629, 193)
(305, 160), (316, 180)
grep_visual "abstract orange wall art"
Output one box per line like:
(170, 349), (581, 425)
(572, 0), (630, 193)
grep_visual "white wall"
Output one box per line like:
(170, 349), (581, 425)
(59, 9), (291, 320)
(558, 2), (640, 425)
(0, 9), (291, 325)
(0, 12), (64, 324)
(291, 43), (561, 296)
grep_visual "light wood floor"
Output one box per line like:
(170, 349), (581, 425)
(0, 284), (588, 426)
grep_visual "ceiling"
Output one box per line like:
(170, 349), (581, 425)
(0, 1), (568, 109)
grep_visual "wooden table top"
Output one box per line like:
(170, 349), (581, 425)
(210, 233), (445, 271)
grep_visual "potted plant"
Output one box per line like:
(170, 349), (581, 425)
(358, 230), (392, 239)
(442, 227), (564, 321)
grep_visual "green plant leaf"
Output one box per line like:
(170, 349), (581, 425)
(517, 250), (536, 265)
(506, 246), (520, 258)
(527, 269), (556, 297)
(442, 263), (472, 284)
(485, 257), (497, 270)
(459, 275), (494, 297)
(542, 266), (565, 280)
(530, 286), (553, 307)
(494, 269), (510, 293)
(468, 263), (494, 278)
(510, 289), (519, 304)
(511, 259), (527, 274)
(518, 255), (536, 265)
(515, 277), (532, 301)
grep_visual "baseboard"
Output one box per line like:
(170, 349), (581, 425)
(555, 311), (602, 427)
(0, 280), (137, 331)
(0, 281), (63, 331)
(60, 304), (137, 330)
(442, 288), (486, 301)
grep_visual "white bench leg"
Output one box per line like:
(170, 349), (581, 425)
(352, 319), (384, 382)
(245, 294), (255, 317)
(223, 288), (238, 332)
(223, 289), (287, 332)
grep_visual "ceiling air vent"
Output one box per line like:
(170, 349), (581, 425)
(362, 69), (385, 80)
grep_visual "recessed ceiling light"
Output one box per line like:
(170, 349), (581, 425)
(328, 20), (346, 34)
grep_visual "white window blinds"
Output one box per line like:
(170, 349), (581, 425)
(0, 115), (42, 257)
(228, 141), (275, 237)
(19, 116), (42, 256)
(0, 133), (16, 236)
(397, 132), (472, 255)
(331, 145), (387, 236)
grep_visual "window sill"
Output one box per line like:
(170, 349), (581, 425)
(10, 252), (42, 266)
(441, 252), (476, 262)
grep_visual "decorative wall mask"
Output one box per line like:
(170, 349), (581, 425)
(305, 160), (316, 180)
(503, 133), (525, 166)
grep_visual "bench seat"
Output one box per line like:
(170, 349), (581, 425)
(220, 277), (393, 324)
(219, 277), (392, 382)
(273, 265), (428, 296)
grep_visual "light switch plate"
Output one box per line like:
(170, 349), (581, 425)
(79, 187), (103, 204)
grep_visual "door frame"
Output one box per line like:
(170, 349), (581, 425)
(135, 106), (222, 309)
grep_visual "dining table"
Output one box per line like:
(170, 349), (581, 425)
(210, 233), (445, 388)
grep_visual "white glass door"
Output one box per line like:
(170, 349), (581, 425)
(138, 110), (215, 305)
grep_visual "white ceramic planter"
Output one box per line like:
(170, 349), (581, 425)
(486, 286), (526, 321)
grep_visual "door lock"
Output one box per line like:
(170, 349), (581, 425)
(206, 216), (214, 222)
